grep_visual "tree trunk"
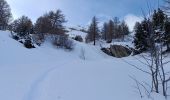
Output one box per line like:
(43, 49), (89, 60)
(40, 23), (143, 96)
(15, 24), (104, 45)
(166, 43), (170, 51)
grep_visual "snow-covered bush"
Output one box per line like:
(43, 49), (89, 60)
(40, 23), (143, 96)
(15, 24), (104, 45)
(24, 39), (35, 48)
(52, 35), (74, 50)
(9, 15), (36, 49)
(64, 39), (74, 50)
(11, 32), (35, 49)
(11, 32), (19, 41)
(32, 33), (45, 46)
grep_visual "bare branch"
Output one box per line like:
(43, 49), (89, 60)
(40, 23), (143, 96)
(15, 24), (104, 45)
(122, 59), (151, 75)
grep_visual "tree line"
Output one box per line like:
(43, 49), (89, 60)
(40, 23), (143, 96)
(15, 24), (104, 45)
(0, 0), (75, 49)
(86, 16), (130, 45)
(131, 1), (170, 97)
(0, 0), (130, 47)
(133, 8), (170, 53)
(1, 0), (170, 53)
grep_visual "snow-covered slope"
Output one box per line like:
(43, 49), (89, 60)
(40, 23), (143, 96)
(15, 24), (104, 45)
(66, 28), (87, 42)
(0, 31), (166, 100)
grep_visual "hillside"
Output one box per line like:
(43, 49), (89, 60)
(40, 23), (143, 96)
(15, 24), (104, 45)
(0, 31), (167, 100)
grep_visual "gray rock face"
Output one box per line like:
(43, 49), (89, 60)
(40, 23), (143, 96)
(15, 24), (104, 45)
(110, 45), (132, 58)
(101, 45), (132, 58)
(101, 48), (112, 56)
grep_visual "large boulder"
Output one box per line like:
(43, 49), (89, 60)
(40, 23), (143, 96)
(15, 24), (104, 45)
(101, 48), (112, 56)
(101, 45), (132, 58)
(110, 45), (132, 58)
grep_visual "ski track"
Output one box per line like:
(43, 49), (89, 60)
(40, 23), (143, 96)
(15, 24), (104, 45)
(23, 61), (71, 100)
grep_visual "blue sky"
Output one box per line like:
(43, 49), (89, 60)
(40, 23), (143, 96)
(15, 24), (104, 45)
(6, 0), (164, 30)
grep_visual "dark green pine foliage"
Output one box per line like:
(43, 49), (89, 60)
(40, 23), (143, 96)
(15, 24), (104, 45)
(134, 22), (146, 52)
(152, 8), (170, 51)
(134, 8), (170, 52)
(152, 8), (166, 43)
(152, 8), (165, 30)
(133, 19), (151, 52)
(121, 20), (130, 35)
(164, 18), (170, 50)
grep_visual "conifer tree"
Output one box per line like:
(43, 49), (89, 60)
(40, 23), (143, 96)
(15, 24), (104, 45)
(121, 20), (129, 35)
(108, 20), (114, 42)
(152, 8), (166, 43)
(164, 18), (170, 50)
(133, 19), (151, 52)
(134, 22), (146, 52)
(86, 16), (99, 45)
(152, 8), (165, 30)
(0, 0), (12, 30)
(34, 10), (66, 35)
(101, 22), (109, 41)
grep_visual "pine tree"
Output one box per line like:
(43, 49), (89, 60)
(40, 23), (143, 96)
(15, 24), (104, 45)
(152, 9), (165, 30)
(164, 18), (170, 51)
(152, 8), (170, 51)
(134, 8), (170, 53)
(34, 10), (66, 35)
(47, 10), (66, 35)
(121, 20), (129, 35)
(101, 19), (130, 42)
(108, 20), (114, 42)
(33, 10), (67, 44)
(134, 22), (146, 52)
(152, 8), (166, 42)
(86, 16), (99, 45)
(113, 17), (120, 38)
(101, 22), (109, 41)
(34, 16), (52, 34)
(133, 19), (151, 52)
(0, 0), (12, 30)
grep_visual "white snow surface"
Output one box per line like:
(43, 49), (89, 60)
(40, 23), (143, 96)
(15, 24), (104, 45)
(0, 31), (167, 100)
(66, 29), (87, 42)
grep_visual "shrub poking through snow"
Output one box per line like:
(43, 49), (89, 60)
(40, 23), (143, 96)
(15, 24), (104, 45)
(11, 33), (19, 41)
(32, 33), (45, 46)
(24, 39), (35, 49)
(74, 35), (83, 42)
(11, 32), (35, 49)
(64, 39), (74, 50)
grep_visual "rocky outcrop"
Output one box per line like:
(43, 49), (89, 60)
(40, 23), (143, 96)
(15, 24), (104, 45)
(101, 48), (112, 56)
(101, 45), (132, 58)
(110, 45), (132, 58)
